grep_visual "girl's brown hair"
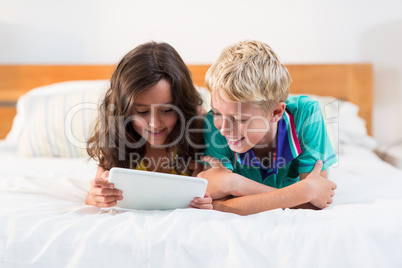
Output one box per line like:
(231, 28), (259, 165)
(87, 42), (204, 174)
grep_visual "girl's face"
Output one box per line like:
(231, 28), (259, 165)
(132, 79), (178, 146)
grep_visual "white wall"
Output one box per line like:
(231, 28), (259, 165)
(1, 0), (402, 146)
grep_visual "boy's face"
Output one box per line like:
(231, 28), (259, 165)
(210, 92), (274, 153)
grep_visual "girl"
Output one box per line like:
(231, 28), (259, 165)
(86, 42), (212, 209)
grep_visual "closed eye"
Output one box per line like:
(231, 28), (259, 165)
(234, 118), (247, 123)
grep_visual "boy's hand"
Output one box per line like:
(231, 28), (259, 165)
(304, 160), (337, 209)
(188, 192), (213, 210)
(197, 156), (235, 199)
(86, 170), (123, 208)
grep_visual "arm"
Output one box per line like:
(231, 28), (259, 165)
(197, 156), (277, 199)
(212, 160), (337, 215)
(300, 169), (327, 180)
(288, 98), (336, 209)
(212, 181), (311, 215)
(191, 161), (204, 177)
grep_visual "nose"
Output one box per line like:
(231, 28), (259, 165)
(149, 111), (162, 129)
(219, 116), (234, 137)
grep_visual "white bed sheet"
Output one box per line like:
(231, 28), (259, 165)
(1, 142), (402, 268)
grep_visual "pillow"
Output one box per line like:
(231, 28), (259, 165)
(16, 80), (109, 157)
(14, 81), (212, 157)
(293, 94), (377, 155)
(195, 85), (211, 112)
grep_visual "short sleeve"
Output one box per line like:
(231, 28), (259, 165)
(296, 100), (337, 174)
(203, 110), (235, 170)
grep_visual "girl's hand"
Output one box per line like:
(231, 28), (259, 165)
(86, 170), (123, 208)
(188, 192), (213, 210)
(304, 160), (337, 209)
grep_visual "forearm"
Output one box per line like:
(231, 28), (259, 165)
(204, 170), (276, 199)
(212, 180), (311, 216)
(230, 174), (277, 196)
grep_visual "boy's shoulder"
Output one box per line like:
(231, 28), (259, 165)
(285, 95), (321, 121)
(285, 94), (319, 111)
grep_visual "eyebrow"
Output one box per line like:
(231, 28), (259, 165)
(210, 102), (252, 117)
(134, 102), (174, 107)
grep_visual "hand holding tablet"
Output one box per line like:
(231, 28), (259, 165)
(108, 167), (208, 210)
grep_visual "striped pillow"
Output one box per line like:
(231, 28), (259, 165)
(17, 81), (109, 157)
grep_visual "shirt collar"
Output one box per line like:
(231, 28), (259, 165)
(234, 110), (302, 180)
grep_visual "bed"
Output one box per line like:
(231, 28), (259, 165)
(1, 64), (401, 267)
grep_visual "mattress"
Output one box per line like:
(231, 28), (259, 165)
(1, 140), (402, 267)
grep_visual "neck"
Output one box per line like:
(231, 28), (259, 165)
(142, 143), (175, 172)
(253, 121), (278, 159)
(145, 143), (176, 159)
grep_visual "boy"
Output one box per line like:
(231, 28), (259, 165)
(198, 40), (337, 215)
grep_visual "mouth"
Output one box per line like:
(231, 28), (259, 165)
(226, 137), (245, 146)
(147, 128), (167, 138)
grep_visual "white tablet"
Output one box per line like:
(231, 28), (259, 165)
(108, 167), (208, 210)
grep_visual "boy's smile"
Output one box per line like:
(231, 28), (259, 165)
(211, 92), (279, 154)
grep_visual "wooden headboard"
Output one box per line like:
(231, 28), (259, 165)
(0, 64), (372, 139)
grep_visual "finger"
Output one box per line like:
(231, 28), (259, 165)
(196, 193), (212, 203)
(189, 202), (213, 210)
(93, 187), (122, 196)
(91, 177), (107, 187)
(311, 160), (323, 175)
(100, 171), (110, 180)
(95, 200), (118, 208)
(93, 194), (123, 203)
(193, 197), (212, 205)
(327, 197), (333, 204)
(200, 156), (225, 169)
(317, 202), (327, 209)
(330, 190), (335, 197)
(91, 177), (113, 188)
(196, 204), (213, 210)
(332, 182), (337, 190)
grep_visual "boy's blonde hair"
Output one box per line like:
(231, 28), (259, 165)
(206, 40), (291, 114)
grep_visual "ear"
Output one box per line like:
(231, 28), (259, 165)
(270, 102), (286, 123)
